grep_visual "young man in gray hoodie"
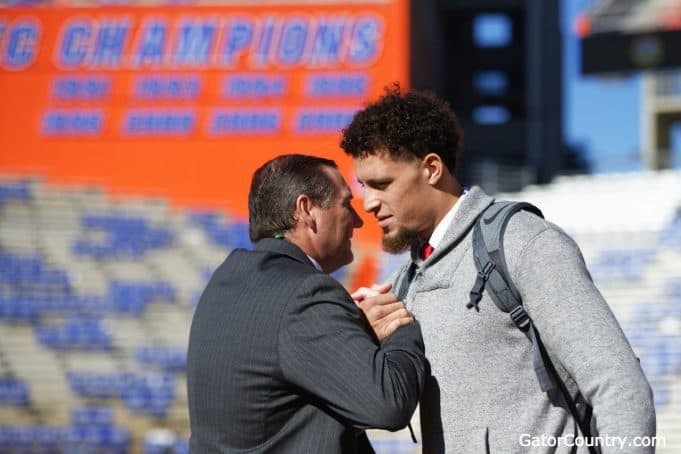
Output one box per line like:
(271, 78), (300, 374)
(342, 86), (656, 453)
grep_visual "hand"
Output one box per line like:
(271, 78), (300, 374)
(353, 284), (414, 340)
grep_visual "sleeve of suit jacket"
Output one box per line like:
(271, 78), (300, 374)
(513, 225), (656, 453)
(278, 272), (427, 431)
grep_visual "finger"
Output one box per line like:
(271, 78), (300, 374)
(351, 286), (379, 301)
(358, 297), (402, 319)
(385, 307), (411, 322)
(383, 316), (415, 337)
(370, 282), (393, 293)
(350, 287), (368, 300)
(364, 302), (405, 322)
(396, 316), (415, 327)
(359, 292), (400, 310)
(376, 307), (412, 330)
(354, 282), (392, 301)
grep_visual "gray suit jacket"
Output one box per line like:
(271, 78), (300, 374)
(393, 186), (655, 453)
(187, 238), (427, 453)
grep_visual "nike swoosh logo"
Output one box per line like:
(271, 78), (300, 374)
(483, 206), (504, 224)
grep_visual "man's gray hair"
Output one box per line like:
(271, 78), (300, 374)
(248, 154), (339, 242)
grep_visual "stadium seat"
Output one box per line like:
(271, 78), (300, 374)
(135, 345), (187, 372)
(0, 181), (31, 206)
(36, 318), (113, 350)
(73, 214), (174, 259)
(0, 377), (30, 406)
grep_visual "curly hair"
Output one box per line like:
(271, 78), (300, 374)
(340, 84), (463, 171)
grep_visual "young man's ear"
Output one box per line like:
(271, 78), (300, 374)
(422, 153), (445, 185)
(294, 194), (317, 230)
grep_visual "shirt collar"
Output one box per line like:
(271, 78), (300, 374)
(428, 188), (469, 249)
(306, 255), (323, 272)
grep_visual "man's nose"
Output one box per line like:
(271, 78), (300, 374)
(352, 206), (364, 228)
(363, 189), (379, 213)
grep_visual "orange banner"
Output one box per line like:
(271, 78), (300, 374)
(0, 2), (408, 239)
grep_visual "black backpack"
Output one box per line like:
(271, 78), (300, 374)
(469, 201), (598, 454)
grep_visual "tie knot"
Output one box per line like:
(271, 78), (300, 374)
(421, 243), (434, 260)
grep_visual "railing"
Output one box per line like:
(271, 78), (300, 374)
(654, 70), (681, 98)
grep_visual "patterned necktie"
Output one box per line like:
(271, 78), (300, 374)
(421, 243), (434, 260)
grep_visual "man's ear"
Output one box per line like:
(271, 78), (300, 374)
(294, 194), (317, 231)
(422, 153), (445, 185)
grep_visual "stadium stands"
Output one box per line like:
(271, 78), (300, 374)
(0, 171), (680, 453)
(0, 406), (132, 453)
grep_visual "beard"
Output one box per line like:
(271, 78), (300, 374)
(382, 225), (419, 254)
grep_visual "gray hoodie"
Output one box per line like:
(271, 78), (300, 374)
(392, 186), (655, 454)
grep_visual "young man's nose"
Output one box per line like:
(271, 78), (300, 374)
(362, 189), (380, 213)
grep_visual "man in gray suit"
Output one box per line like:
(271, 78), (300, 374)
(187, 154), (427, 453)
(341, 87), (656, 453)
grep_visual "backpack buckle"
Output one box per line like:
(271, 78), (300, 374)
(479, 261), (495, 280)
(510, 305), (530, 331)
(467, 262), (496, 312)
(467, 282), (483, 311)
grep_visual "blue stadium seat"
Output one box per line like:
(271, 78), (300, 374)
(0, 295), (41, 322)
(187, 211), (251, 250)
(36, 318), (112, 350)
(651, 381), (671, 411)
(71, 406), (114, 427)
(67, 371), (176, 418)
(0, 426), (34, 449)
(229, 222), (251, 250)
(0, 254), (70, 293)
(174, 438), (190, 454)
(590, 249), (656, 282)
(0, 377), (30, 406)
(67, 372), (136, 399)
(33, 426), (64, 451)
(32, 294), (108, 317)
(187, 210), (220, 228)
(73, 214), (174, 259)
(0, 181), (31, 206)
(642, 342), (670, 380)
(627, 298), (681, 380)
(122, 373), (175, 418)
(108, 280), (177, 315)
(135, 345), (187, 372)
(63, 424), (130, 453)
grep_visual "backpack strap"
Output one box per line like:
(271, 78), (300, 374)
(394, 261), (417, 302)
(467, 202), (554, 392)
(467, 201), (598, 453)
